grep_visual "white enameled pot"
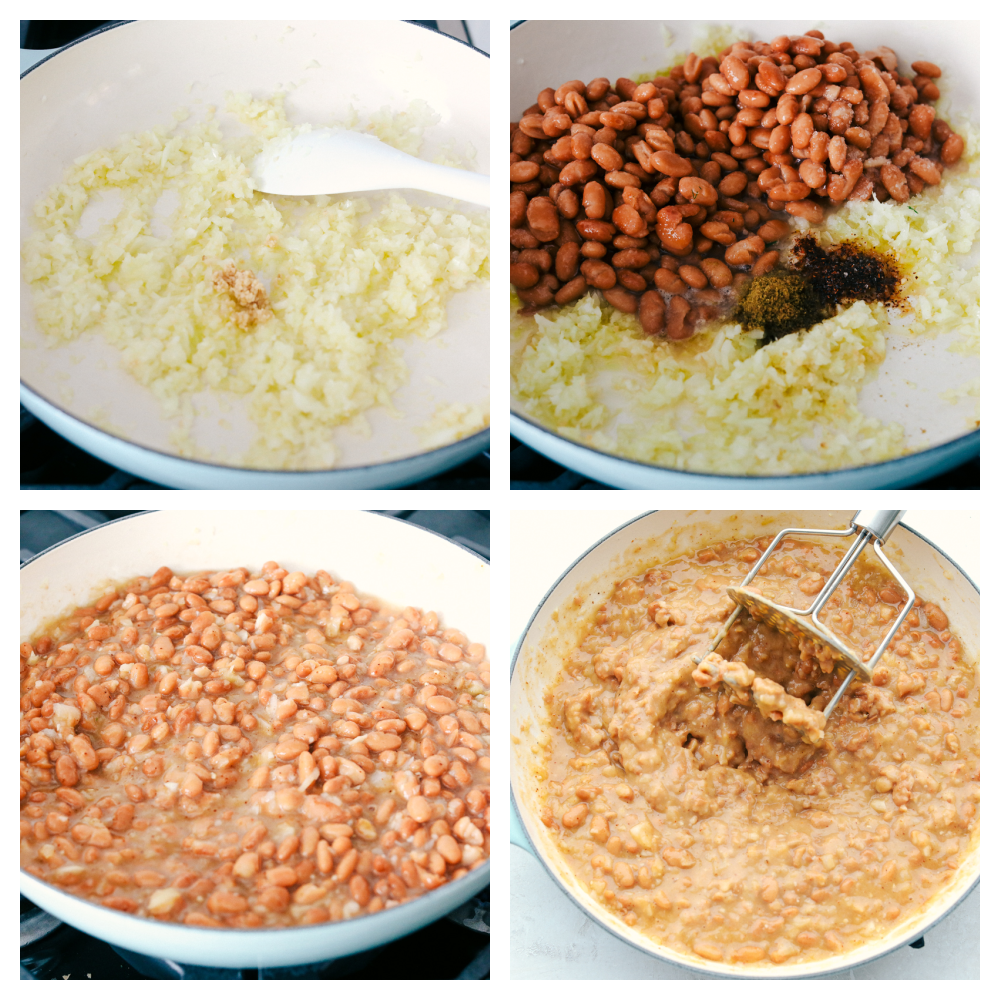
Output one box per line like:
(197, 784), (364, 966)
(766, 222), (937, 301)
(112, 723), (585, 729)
(510, 20), (979, 489)
(21, 511), (489, 968)
(510, 510), (978, 978)
(21, 20), (489, 489)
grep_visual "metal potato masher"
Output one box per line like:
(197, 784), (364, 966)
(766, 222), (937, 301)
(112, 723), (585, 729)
(702, 510), (916, 726)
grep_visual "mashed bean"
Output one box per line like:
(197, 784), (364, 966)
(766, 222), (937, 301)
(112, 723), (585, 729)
(22, 94), (489, 470)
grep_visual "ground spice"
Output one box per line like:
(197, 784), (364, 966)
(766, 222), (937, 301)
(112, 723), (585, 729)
(733, 235), (903, 344)
(732, 274), (823, 344)
(789, 234), (903, 310)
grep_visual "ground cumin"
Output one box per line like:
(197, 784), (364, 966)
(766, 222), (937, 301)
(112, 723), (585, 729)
(734, 235), (903, 344)
(732, 273), (822, 344)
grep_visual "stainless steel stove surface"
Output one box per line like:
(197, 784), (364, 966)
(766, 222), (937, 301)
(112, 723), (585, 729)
(20, 510), (489, 980)
(510, 437), (980, 490)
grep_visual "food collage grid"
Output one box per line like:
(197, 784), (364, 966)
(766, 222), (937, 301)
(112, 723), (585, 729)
(20, 19), (980, 982)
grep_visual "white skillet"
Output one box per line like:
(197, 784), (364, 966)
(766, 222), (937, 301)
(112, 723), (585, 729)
(21, 510), (490, 968)
(510, 20), (979, 488)
(21, 21), (490, 488)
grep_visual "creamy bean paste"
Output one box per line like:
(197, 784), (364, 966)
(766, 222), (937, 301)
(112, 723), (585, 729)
(20, 564), (489, 927)
(539, 536), (978, 967)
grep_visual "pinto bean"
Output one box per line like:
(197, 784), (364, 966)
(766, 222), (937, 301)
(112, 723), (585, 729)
(526, 197), (560, 242)
(580, 259), (617, 290)
(553, 275), (588, 305)
(555, 242), (581, 282)
(638, 290), (666, 335)
(612, 204), (648, 237)
(510, 263), (540, 289)
(941, 133), (964, 165)
(602, 285), (638, 313)
(881, 163), (910, 202)
(699, 257), (733, 288)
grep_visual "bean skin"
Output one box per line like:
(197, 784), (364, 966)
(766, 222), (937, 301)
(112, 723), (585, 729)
(602, 285), (638, 313)
(555, 243), (581, 282)
(554, 276), (588, 305)
(510, 263), (540, 289)
(941, 133), (964, 165)
(638, 290), (665, 334)
(581, 259), (617, 290)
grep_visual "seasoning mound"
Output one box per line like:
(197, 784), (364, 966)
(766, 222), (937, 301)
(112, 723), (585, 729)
(212, 261), (273, 330)
(732, 273), (821, 343)
(790, 234), (902, 310)
(733, 234), (903, 343)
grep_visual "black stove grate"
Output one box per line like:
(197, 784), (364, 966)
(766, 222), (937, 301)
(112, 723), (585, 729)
(21, 409), (489, 490)
(511, 436), (980, 489)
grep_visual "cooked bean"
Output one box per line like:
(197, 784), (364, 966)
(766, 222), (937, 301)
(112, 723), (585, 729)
(591, 142), (623, 172)
(699, 220), (736, 246)
(751, 250), (780, 276)
(581, 260), (617, 290)
(510, 263), (540, 289)
(510, 160), (539, 183)
(638, 290), (666, 335)
(941, 133), (964, 165)
(699, 258), (733, 288)
(577, 219), (617, 242)
(602, 285), (638, 313)
(554, 276), (588, 305)
(612, 204), (648, 237)
(881, 163), (910, 202)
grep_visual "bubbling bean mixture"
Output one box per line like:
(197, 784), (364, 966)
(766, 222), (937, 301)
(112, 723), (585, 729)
(511, 30), (965, 339)
(20, 564), (489, 927)
(539, 537), (978, 967)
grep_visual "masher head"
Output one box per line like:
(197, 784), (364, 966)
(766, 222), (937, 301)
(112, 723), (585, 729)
(727, 587), (869, 679)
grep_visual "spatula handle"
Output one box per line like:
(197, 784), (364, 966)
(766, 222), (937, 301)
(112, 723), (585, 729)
(408, 161), (490, 206)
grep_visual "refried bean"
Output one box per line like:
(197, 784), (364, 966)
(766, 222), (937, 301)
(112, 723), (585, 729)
(539, 535), (978, 967)
(20, 563), (490, 927)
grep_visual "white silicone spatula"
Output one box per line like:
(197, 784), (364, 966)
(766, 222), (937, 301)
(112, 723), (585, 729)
(251, 128), (490, 205)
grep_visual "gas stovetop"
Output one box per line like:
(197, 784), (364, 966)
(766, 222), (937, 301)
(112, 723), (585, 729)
(20, 510), (489, 980)
(510, 436), (980, 489)
(20, 892), (489, 980)
(21, 408), (489, 490)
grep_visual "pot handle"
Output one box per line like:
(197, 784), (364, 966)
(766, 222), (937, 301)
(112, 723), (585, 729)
(510, 796), (536, 855)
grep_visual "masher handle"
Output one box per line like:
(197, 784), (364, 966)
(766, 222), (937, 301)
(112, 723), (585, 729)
(852, 510), (905, 542)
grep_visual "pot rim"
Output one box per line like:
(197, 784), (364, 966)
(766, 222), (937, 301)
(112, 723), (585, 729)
(509, 411), (978, 487)
(510, 510), (979, 979)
